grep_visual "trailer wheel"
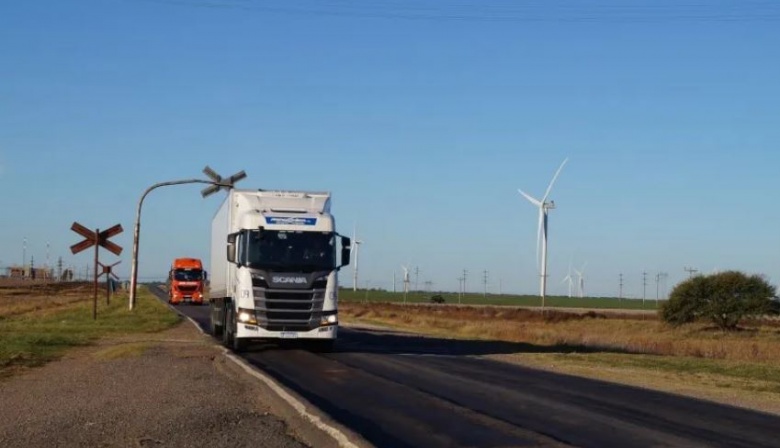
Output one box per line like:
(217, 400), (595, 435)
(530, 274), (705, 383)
(209, 303), (222, 338)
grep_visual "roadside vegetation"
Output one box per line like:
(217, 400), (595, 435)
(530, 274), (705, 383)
(0, 282), (180, 378)
(662, 271), (778, 330)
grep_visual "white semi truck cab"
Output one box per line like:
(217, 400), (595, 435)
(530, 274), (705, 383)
(209, 189), (351, 352)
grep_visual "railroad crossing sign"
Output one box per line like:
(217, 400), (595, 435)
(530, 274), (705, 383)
(70, 222), (123, 256)
(99, 260), (121, 279)
(200, 166), (247, 198)
(98, 260), (121, 305)
(70, 222), (124, 319)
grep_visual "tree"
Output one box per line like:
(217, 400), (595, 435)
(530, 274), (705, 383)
(662, 271), (776, 330)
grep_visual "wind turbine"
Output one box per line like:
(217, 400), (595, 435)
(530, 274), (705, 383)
(401, 264), (410, 303)
(561, 260), (574, 298)
(574, 262), (587, 298)
(351, 224), (363, 292)
(518, 157), (568, 309)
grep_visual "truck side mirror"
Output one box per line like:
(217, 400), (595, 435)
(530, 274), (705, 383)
(340, 236), (351, 267)
(227, 234), (237, 263)
(203, 271), (208, 281)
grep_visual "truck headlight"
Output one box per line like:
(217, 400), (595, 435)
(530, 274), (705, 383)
(320, 314), (338, 326)
(237, 309), (257, 325)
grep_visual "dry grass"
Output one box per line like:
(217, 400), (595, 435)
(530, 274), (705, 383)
(0, 282), (96, 319)
(341, 303), (780, 362)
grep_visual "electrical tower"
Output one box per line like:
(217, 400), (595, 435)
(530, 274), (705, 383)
(642, 271), (647, 305)
(684, 266), (698, 278)
(482, 270), (488, 298)
(619, 273), (623, 301)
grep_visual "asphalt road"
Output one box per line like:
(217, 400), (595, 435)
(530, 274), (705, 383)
(160, 293), (780, 448)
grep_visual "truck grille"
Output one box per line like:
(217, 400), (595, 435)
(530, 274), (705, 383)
(254, 288), (325, 331)
(177, 285), (198, 293)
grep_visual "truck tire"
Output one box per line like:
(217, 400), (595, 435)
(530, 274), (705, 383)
(222, 305), (247, 352)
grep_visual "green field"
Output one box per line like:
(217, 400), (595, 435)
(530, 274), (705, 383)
(0, 286), (180, 377)
(339, 288), (665, 310)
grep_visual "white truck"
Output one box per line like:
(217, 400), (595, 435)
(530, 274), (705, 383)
(208, 189), (351, 352)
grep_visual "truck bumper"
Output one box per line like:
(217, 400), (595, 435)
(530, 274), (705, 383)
(170, 293), (204, 305)
(235, 324), (337, 340)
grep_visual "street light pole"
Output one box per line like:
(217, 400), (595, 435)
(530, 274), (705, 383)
(128, 168), (246, 311)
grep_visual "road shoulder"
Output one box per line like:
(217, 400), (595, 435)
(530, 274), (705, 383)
(0, 322), (340, 448)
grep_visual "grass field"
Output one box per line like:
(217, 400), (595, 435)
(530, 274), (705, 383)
(340, 288), (666, 310)
(0, 282), (180, 378)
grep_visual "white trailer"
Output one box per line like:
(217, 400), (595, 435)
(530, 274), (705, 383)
(209, 189), (351, 352)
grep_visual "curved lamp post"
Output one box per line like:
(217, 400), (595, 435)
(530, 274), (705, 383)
(128, 168), (246, 310)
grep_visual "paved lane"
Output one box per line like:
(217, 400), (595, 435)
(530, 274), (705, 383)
(161, 291), (780, 448)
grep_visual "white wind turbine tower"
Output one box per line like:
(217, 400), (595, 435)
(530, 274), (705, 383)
(561, 260), (574, 298)
(401, 264), (410, 303)
(574, 262), (587, 298)
(518, 157), (569, 310)
(351, 224), (363, 292)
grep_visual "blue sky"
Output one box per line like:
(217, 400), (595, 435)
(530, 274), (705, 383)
(1, 0), (779, 297)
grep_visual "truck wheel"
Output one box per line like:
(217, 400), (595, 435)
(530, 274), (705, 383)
(231, 329), (247, 353)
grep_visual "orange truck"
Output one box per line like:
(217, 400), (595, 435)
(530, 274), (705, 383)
(168, 258), (207, 305)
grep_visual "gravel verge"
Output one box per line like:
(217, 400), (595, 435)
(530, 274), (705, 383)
(0, 322), (339, 448)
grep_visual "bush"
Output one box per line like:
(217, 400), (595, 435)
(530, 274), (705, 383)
(429, 295), (445, 304)
(662, 271), (776, 330)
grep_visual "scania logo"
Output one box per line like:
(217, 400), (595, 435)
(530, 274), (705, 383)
(272, 276), (307, 284)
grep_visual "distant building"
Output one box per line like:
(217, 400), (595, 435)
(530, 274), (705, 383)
(5, 265), (55, 280)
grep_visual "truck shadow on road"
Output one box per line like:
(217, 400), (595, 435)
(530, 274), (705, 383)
(334, 327), (635, 357)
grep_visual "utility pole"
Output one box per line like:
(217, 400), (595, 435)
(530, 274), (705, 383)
(642, 271), (647, 306)
(619, 273), (623, 302)
(457, 276), (464, 303)
(46, 241), (50, 279)
(414, 267), (420, 291)
(22, 237), (27, 278)
(57, 257), (63, 282)
(684, 266), (698, 278)
(392, 270), (396, 293)
(482, 270), (488, 298)
(462, 269), (468, 295)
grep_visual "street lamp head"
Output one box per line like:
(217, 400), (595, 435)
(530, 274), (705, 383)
(228, 170), (247, 185)
(200, 167), (247, 198)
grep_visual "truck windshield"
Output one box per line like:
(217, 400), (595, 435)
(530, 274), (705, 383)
(243, 230), (335, 272)
(173, 269), (203, 281)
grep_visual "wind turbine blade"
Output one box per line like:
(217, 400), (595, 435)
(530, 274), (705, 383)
(542, 157), (569, 202)
(518, 189), (542, 207)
